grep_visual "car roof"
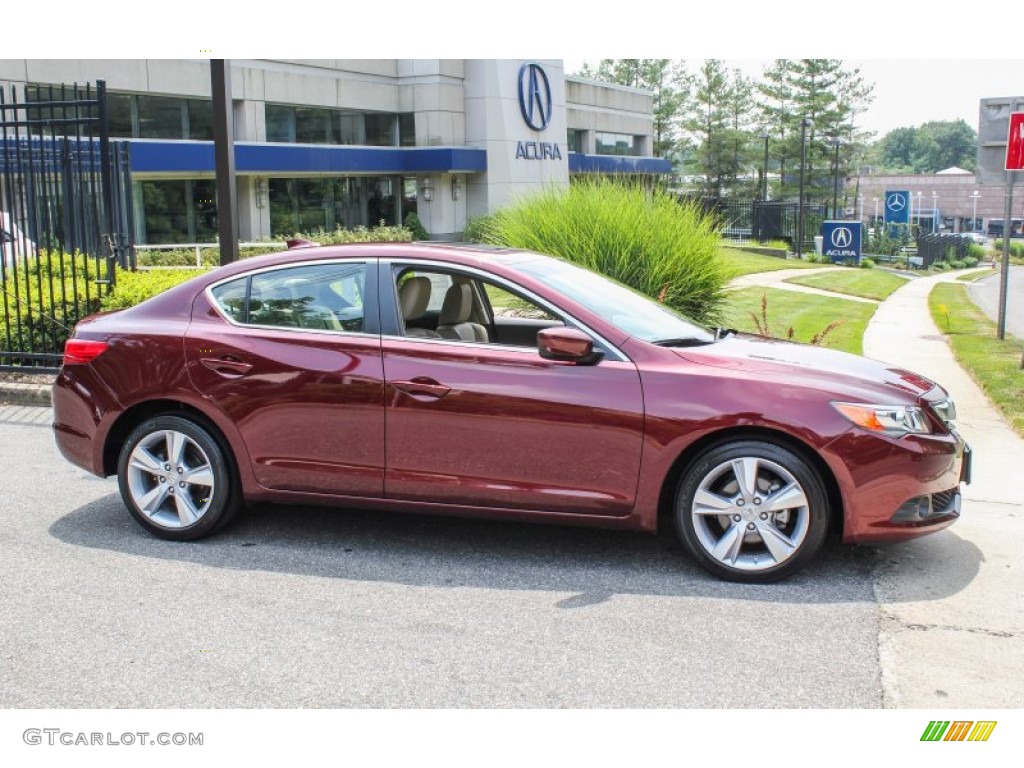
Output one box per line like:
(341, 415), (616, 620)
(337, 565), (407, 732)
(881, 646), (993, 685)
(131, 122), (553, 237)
(210, 242), (546, 277)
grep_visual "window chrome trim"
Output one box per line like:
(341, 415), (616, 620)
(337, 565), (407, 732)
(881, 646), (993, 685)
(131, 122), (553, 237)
(204, 258), (377, 339)
(385, 258), (631, 363)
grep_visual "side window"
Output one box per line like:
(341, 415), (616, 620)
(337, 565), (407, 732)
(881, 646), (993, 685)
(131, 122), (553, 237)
(393, 264), (564, 346)
(212, 262), (368, 333)
(210, 277), (247, 322)
(484, 282), (559, 322)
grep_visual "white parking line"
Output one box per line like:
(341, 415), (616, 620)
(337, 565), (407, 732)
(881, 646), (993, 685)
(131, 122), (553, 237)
(0, 405), (52, 426)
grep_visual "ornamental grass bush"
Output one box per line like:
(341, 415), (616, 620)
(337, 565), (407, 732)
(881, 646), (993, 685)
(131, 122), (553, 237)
(475, 179), (728, 326)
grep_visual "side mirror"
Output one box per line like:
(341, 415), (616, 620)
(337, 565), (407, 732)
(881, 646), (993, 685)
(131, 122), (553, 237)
(537, 327), (604, 366)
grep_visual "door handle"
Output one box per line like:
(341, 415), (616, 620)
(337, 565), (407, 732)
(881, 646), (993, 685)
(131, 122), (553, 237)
(201, 356), (253, 377)
(392, 377), (451, 400)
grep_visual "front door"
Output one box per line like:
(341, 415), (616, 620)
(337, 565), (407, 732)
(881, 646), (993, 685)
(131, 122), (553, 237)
(381, 264), (644, 516)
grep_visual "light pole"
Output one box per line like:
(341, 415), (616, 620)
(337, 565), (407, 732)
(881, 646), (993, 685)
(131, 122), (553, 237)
(971, 190), (980, 232)
(873, 196), (879, 226)
(932, 191), (938, 233)
(829, 136), (842, 219)
(796, 117), (814, 259)
(760, 132), (770, 201)
(916, 191), (923, 233)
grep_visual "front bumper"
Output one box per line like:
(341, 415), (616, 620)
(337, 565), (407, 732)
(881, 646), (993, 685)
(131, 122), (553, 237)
(825, 427), (969, 544)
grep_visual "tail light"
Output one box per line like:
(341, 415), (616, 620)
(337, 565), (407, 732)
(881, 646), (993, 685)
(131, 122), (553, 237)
(63, 339), (108, 365)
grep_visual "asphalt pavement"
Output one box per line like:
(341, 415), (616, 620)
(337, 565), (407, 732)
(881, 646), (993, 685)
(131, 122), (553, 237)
(968, 264), (1024, 341)
(1, 412), (888, 708)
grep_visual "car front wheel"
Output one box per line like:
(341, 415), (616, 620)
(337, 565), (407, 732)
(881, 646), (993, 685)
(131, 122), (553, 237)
(117, 414), (240, 540)
(674, 440), (829, 583)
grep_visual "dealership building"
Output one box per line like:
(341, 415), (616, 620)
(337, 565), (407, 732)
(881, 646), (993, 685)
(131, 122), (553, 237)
(0, 59), (670, 243)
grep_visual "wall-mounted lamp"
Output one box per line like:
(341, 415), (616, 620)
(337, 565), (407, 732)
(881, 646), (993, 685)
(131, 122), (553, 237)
(256, 178), (268, 208)
(420, 177), (434, 202)
(451, 175), (462, 202)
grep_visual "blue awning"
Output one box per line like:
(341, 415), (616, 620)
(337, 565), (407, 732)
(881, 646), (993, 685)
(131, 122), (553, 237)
(569, 153), (672, 174)
(128, 140), (488, 175)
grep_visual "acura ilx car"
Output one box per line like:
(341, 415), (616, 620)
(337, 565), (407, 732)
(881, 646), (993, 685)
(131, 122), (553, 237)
(52, 243), (970, 582)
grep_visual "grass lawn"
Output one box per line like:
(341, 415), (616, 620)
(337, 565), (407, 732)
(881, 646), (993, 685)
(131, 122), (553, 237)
(720, 248), (820, 279)
(721, 287), (877, 355)
(929, 283), (1024, 436)
(784, 268), (909, 301)
(956, 268), (997, 282)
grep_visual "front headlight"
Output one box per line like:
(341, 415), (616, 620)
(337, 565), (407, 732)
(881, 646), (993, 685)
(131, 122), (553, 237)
(832, 401), (932, 436)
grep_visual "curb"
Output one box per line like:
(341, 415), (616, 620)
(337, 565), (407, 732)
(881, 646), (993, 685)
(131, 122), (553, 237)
(0, 382), (52, 407)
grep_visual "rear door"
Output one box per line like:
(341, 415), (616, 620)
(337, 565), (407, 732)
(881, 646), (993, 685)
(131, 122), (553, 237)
(186, 259), (386, 497)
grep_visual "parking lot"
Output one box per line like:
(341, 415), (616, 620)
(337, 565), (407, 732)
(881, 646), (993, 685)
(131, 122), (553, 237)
(1, 410), (896, 708)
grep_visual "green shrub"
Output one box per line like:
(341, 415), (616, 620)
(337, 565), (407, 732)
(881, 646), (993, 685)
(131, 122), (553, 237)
(993, 239), (1024, 258)
(403, 213), (429, 241)
(968, 243), (987, 260)
(948, 259), (966, 269)
(963, 257), (980, 268)
(0, 251), (105, 357)
(479, 179), (729, 325)
(932, 261), (950, 271)
(101, 268), (208, 310)
(859, 258), (875, 269)
(463, 214), (495, 243)
(135, 224), (413, 267)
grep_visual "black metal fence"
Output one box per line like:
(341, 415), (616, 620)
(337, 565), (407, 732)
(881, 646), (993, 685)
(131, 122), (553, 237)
(916, 234), (972, 268)
(0, 81), (134, 371)
(683, 197), (828, 254)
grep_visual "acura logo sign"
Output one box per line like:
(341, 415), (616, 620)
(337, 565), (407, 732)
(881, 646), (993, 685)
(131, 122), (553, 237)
(831, 227), (853, 248)
(518, 63), (552, 132)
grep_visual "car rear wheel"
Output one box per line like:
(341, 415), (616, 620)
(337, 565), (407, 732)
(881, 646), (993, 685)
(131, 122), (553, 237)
(674, 440), (829, 583)
(117, 415), (240, 540)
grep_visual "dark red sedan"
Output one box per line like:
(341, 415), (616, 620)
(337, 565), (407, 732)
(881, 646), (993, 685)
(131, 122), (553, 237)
(52, 243), (970, 582)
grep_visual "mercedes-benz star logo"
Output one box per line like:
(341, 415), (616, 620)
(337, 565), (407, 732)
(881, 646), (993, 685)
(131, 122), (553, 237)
(831, 227), (853, 248)
(886, 193), (907, 212)
(518, 63), (552, 132)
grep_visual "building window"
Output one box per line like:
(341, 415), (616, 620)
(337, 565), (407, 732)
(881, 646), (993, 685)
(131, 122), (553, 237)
(266, 104), (295, 142)
(365, 114), (397, 147)
(266, 104), (407, 147)
(399, 113), (416, 147)
(268, 176), (408, 237)
(187, 99), (213, 141)
(567, 129), (585, 153)
(595, 132), (637, 156)
(295, 107), (333, 144)
(136, 179), (217, 244)
(108, 93), (135, 138)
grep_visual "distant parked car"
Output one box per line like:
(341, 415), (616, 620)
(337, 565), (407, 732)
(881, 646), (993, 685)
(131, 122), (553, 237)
(1, 211), (35, 269)
(52, 243), (971, 582)
(960, 232), (988, 246)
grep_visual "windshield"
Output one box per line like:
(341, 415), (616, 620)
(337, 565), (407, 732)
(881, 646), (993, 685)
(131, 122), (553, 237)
(514, 256), (716, 344)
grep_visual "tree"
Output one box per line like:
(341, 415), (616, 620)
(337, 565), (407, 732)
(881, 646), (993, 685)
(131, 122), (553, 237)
(574, 59), (690, 160)
(684, 60), (735, 197)
(870, 120), (978, 173)
(757, 60), (874, 203)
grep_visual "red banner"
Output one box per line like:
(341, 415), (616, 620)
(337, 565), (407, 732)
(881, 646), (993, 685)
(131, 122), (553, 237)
(1007, 112), (1024, 171)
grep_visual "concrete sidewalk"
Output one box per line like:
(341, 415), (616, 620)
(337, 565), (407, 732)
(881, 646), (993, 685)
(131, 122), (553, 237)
(862, 272), (1024, 707)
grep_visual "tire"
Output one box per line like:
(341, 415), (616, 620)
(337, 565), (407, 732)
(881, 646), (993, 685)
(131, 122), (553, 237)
(117, 414), (241, 541)
(674, 440), (829, 583)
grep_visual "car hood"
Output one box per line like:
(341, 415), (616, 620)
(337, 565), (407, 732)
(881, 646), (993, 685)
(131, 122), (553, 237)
(673, 333), (941, 402)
